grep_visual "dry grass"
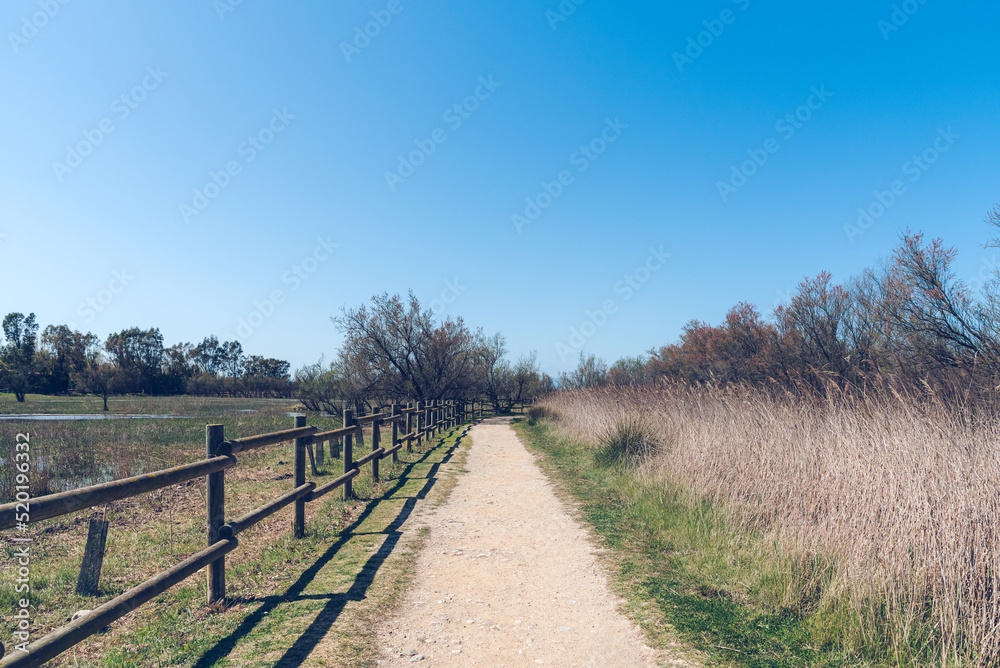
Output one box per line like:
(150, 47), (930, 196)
(542, 384), (1000, 666)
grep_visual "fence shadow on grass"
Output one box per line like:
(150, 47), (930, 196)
(191, 424), (473, 668)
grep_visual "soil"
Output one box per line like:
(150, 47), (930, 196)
(376, 417), (695, 667)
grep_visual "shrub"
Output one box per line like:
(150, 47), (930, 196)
(527, 405), (551, 426)
(594, 413), (658, 467)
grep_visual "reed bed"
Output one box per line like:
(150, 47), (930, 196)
(542, 385), (1000, 665)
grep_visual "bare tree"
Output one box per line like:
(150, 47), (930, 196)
(334, 292), (482, 403)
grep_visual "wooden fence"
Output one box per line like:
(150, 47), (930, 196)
(0, 399), (481, 668)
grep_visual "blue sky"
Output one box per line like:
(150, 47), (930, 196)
(2, 0), (998, 375)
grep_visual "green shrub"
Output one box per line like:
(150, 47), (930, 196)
(595, 414), (658, 467)
(527, 406), (551, 426)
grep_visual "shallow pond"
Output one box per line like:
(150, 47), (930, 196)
(0, 414), (193, 421)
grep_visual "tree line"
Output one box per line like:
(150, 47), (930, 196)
(296, 292), (553, 414)
(562, 209), (1000, 403)
(0, 292), (553, 413)
(0, 318), (293, 408)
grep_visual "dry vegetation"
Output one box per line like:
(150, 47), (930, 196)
(542, 385), (1000, 665)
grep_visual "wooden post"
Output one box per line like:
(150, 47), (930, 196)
(371, 415), (381, 483)
(206, 424), (226, 604)
(306, 438), (320, 476)
(391, 404), (400, 463)
(293, 415), (307, 538)
(405, 402), (413, 452)
(343, 409), (354, 500)
(316, 433), (324, 465)
(76, 511), (109, 596)
(415, 401), (423, 447)
(332, 409), (342, 459)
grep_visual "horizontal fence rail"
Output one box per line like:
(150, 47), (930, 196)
(222, 425), (317, 455)
(0, 456), (236, 531)
(0, 399), (480, 668)
(0, 538), (240, 668)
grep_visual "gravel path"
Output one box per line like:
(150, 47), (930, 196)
(377, 417), (686, 667)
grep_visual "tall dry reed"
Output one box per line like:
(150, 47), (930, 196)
(543, 384), (1000, 664)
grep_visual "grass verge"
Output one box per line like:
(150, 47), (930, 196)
(513, 418), (887, 668)
(2, 415), (474, 667)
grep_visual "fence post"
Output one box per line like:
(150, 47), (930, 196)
(371, 414), (381, 482)
(316, 431), (325, 465)
(332, 408), (342, 459)
(405, 402), (413, 452)
(343, 409), (355, 500)
(76, 511), (109, 596)
(415, 401), (423, 447)
(293, 415), (307, 538)
(206, 424), (226, 604)
(391, 404), (400, 463)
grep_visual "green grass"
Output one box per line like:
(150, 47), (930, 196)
(0, 406), (472, 667)
(514, 418), (887, 668)
(0, 392), (304, 416)
(0, 393), (329, 498)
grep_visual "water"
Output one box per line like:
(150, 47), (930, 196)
(0, 414), (192, 421)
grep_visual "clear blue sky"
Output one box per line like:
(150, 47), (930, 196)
(2, 1), (998, 376)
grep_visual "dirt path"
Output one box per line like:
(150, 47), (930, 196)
(377, 418), (685, 667)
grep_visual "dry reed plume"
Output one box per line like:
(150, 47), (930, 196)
(542, 384), (1000, 665)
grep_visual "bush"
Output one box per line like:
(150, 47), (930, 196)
(595, 413), (657, 467)
(527, 405), (551, 426)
